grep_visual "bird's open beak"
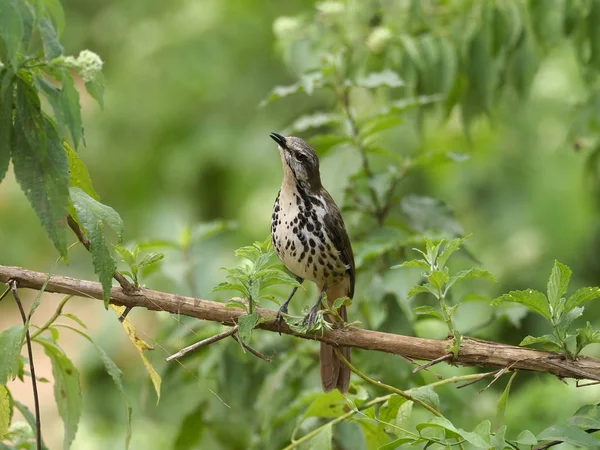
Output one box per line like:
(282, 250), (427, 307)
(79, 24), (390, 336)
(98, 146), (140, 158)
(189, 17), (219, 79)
(269, 132), (287, 149)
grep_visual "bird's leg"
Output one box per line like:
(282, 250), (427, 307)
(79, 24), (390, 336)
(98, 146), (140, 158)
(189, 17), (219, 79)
(276, 277), (303, 335)
(303, 282), (328, 330)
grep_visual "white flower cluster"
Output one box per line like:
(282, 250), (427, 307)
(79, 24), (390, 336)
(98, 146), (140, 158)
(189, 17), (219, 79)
(63, 50), (103, 82)
(367, 26), (393, 53)
(273, 16), (300, 38)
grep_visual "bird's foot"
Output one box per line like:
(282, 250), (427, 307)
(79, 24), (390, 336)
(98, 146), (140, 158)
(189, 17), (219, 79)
(275, 304), (289, 335)
(302, 304), (320, 331)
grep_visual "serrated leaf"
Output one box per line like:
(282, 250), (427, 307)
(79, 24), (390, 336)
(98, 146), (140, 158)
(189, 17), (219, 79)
(0, 73), (12, 184)
(70, 187), (123, 306)
(427, 270), (449, 292)
(547, 260), (572, 308)
(413, 306), (444, 321)
(407, 284), (435, 298)
(392, 259), (429, 270)
(308, 423), (332, 450)
(225, 299), (248, 312)
(39, 16), (63, 59)
(115, 308), (161, 405)
(519, 334), (562, 348)
(57, 71), (82, 148)
(238, 312), (258, 345)
(537, 424), (600, 449)
(12, 79), (69, 256)
(491, 290), (551, 321)
(332, 296), (351, 310)
(565, 287), (600, 312)
(57, 323), (131, 448)
(437, 235), (469, 268)
(496, 371), (517, 428)
(0, 326), (25, 385)
(0, 1), (23, 64)
(85, 72), (104, 109)
(446, 268), (496, 291)
(65, 142), (98, 199)
(39, 340), (82, 450)
(0, 385), (8, 439)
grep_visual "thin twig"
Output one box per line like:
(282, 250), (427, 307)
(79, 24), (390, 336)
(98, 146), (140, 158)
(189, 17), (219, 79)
(0, 285), (10, 303)
(576, 380), (600, 387)
(8, 280), (42, 450)
(231, 334), (272, 362)
(31, 295), (72, 340)
(456, 370), (499, 389)
(398, 353), (443, 379)
(413, 353), (454, 373)
(118, 306), (133, 322)
(166, 325), (238, 362)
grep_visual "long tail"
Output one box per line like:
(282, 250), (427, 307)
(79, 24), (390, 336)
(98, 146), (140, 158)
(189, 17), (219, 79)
(320, 281), (351, 392)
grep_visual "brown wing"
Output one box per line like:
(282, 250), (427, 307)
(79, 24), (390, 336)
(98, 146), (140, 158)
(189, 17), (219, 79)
(320, 188), (355, 298)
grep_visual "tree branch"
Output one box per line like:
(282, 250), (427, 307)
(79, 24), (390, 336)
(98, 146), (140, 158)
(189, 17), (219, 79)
(2, 264), (600, 381)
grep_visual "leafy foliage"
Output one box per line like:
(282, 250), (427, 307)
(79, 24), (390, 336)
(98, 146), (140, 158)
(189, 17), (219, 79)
(115, 244), (164, 289)
(493, 260), (600, 358)
(394, 236), (495, 354)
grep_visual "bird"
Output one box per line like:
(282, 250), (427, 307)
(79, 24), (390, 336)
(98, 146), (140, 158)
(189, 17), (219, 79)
(269, 131), (354, 393)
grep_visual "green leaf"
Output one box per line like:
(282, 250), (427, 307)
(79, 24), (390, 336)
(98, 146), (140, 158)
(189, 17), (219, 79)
(519, 334), (562, 349)
(377, 438), (417, 449)
(427, 270), (449, 292)
(288, 112), (340, 133)
(378, 395), (407, 434)
(417, 417), (491, 448)
(12, 79), (70, 257)
(65, 143), (98, 199)
(309, 134), (350, 157)
(590, 0), (600, 70)
(304, 390), (347, 418)
(565, 287), (600, 312)
(0, 73), (12, 184)
(39, 340), (82, 450)
(413, 306), (444, 321)
(537, 424), (600, 449)
(491, 290), (551, 321)
(0, 326), (25, 385)
(410, 386), (439, 411)
(238, 312), (258, 345)
(437, 235), (470, 269)
(0, 1), (23, 64)
(308, 423), (332, 450)
(496, 371), (517, 428)
(354, 70), (404, 89)
(392, 259), (429, 270)
(407, 284), (435, 298)
(39, 17), (63, 59)
(57, 71), (82, 148)
(547, 260), (572, 308)
(576, 322), (600, 356)
(85, 72), (105, 109)
(70, 187), (123, 307)
(568, 404), (600, 429)
(0, 385), (9, 439)
(514, 429), (538, 445)
(174, 402), (205, 450)
(44, 0), (66, 35)
(446, 268), (496, 291)
(13, 399), (49, 449)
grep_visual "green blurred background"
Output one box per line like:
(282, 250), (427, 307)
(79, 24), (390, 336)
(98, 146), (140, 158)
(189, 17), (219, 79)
(3, 0), (600, 449)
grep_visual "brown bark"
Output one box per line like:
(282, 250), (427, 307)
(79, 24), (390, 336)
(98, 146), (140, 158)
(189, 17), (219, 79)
(2, 264), (600, 381)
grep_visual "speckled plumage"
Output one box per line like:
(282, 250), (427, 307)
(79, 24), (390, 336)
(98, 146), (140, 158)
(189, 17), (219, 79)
(269, 132), (354, 393)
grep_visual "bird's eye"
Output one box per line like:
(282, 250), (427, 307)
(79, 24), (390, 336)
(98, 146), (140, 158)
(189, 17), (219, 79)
(295, 152), (308, 163)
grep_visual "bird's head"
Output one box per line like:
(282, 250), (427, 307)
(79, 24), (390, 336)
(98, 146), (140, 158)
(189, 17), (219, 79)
(270, 132), (321, 188)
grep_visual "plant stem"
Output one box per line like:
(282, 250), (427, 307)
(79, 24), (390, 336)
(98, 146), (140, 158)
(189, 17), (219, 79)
(31, 295), (72, 340)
